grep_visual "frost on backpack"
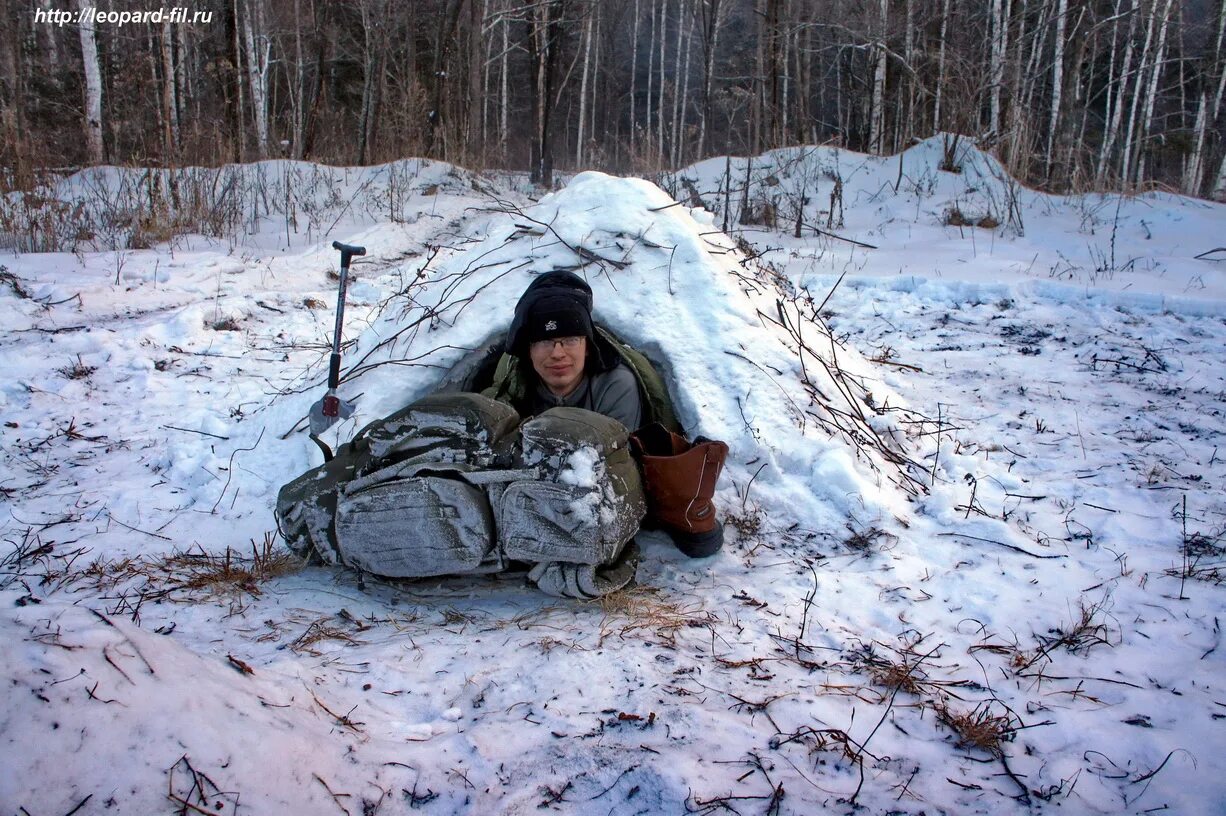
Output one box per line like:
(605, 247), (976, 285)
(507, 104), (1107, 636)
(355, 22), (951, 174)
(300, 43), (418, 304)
(275, 392), (645, 597)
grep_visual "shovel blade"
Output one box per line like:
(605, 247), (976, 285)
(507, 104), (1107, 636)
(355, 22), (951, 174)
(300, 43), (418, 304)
(309, 394), (355, 436)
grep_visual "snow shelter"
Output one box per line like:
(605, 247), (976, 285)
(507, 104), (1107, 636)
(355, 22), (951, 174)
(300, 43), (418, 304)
(283, 173), (923, 574)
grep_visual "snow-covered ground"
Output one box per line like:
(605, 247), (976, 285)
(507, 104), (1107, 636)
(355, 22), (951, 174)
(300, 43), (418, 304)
(2, 139), (1225, 815)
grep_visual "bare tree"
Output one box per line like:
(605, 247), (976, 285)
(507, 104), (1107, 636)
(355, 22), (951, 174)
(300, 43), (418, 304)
(1184, 0), (1226, 195)
(240, 0), (272, 158)
(160, 20), (181, 158)
(76, 0), (104, 164)
(869, 0), (888, 154)
(527, 0), (567, 187)
(1044, 0), (1068, 177)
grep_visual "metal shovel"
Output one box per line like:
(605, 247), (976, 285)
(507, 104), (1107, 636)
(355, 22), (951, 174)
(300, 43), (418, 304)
(309, 241), (366, 460)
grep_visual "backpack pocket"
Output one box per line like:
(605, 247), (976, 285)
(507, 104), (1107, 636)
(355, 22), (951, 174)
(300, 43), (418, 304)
(335, 475), (498, 577)
(499, 480), (617, 565)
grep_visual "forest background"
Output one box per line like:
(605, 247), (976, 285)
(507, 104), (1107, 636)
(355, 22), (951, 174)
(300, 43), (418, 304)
(1, 0), (1224, 199)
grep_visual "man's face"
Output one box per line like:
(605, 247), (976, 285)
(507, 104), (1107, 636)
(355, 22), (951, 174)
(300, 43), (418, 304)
(529, 336), (587, 397)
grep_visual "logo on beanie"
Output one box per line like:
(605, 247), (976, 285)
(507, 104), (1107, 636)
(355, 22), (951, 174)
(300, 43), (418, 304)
(545, 320), (557, 331)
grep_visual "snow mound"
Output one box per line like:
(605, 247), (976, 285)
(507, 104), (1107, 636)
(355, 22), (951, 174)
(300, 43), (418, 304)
(266, 171), (927, 538)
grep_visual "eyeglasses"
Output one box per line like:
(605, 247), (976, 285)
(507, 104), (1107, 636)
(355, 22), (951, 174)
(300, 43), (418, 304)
(529, 336), (584, 353)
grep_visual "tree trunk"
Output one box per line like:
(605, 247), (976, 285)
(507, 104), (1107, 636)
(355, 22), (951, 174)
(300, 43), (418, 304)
(577, 9), (592, 166)
(426, 0), (464, 159)
(869, 0), (888, 154)
(902, 0), (915, 145)
(657, 0), (668, 164)
(1121, 0), (1158, 186)
(501, 2), (509, 156)
(1134, 0), (1174, 185)
(528, 0), (564, 187)
(161, 21), (180, 159)
(227, 0), (245, 162)
(631, 0), (640, 152)
(671, 0), (691, 166)
(177, 23), (192, 139)
(76, 0), (104, 164)
(1187, 0), (1226, 195)
(989, 0), (1010, 140)
(301, 0), (328, 161)
(1045, 0), (1068, 178)
(675, 2), (695, 166)
(289, 0), (306, 159)
(646, 0), (656, 146)
(241, 0), (271, 159)
(934, 0), (950, 131)
(0, 0), (30, 184)
(698, 0), (722, 156)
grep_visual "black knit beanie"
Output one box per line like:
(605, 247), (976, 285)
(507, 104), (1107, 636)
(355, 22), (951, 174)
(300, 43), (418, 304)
(523, 294), (595, 346)
(507, 271), (597, 357)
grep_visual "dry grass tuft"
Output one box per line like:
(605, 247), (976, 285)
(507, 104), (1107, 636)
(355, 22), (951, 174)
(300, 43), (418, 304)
(1016, 597), (1116, 672)
(725, 506), (765, 540)
(290, 617), (363, 655)
(1167, 522), (1226, 587)
(78, 533), (302, 611)
(945, 207), (1000, 229)
(869, 660), (929, 696)
(57, 355), (96, 380)
(935, 701), (1016, 756)
(1, 528), (91, 597)
(598, 586), (713, 646)
(845, 639), (952, 701)
(209, 316), (243, 332)
(843, 525), (895, 553)
(160, 540), (300, 596)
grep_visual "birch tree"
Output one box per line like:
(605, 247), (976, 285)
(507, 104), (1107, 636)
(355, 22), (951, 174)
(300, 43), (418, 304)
(869, 0), (888, 154)
(76, 0), (104, 164)
(1127, 0), (1176, 182)
(1044, 0), (1068, 176)
(1133, 0), (1174, 184)
(1096, 0), (1137, 183)
(1120, 1), (1158, 186)
(577, 8), (593, 165)
(989, 0), (1010, 140)
(160, 21), (180, 157)
(934, 0), (951, 131)
(1184, 0), (1226, 195)
(240, 0), (271, 159)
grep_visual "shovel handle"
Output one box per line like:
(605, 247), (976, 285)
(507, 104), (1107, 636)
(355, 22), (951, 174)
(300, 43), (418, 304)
(331, 241), (367, 270)
(327, 352), (341, 391)
(327, 242), (366, 389)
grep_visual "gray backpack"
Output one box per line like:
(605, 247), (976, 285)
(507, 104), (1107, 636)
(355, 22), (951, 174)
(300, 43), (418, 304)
(276, 392), (644, 598)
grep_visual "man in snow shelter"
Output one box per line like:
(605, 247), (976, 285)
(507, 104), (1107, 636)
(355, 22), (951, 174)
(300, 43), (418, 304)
(484, 271), (728, 559)
(500, 270), (643, 432)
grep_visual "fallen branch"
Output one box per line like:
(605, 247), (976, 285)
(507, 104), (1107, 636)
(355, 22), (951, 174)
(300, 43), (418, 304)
(163, 425), (230, 440)
(313, 773), (353, 815)
(799, 220), (878, 249)
(938, 533), (1067, 559)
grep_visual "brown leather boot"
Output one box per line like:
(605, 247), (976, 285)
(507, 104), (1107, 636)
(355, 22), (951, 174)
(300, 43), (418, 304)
(631, 424), (729, 557)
